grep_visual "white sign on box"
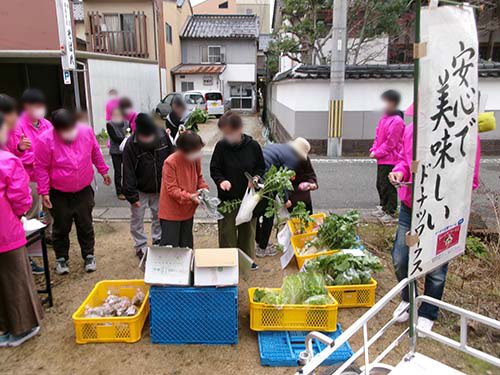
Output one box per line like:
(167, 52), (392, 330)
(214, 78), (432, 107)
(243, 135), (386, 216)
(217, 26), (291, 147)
(409, 4), (478, 280)
(194, 248), (239, 287)
(145, 247), (193, 286)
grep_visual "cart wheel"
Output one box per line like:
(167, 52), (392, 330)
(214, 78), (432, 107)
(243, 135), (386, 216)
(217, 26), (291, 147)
(320, 364), (361, 375)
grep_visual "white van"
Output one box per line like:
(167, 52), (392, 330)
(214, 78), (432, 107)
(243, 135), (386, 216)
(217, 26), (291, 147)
(199, 90), (225, 117)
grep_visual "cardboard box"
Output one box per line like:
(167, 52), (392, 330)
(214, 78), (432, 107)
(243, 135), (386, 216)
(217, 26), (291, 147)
(145, 247), (193, 286)
(194, 248), (239, 287)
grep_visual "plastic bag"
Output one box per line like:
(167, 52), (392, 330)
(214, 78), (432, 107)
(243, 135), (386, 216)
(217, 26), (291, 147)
(198, 189), (223, 220)
(235, 187), (261, 226)
(119, 136), (130, 152)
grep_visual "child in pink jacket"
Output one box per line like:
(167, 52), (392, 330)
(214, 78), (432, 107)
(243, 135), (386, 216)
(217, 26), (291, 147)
(388, 103), (483, 335)
(370, 90), (405, 222)
(0, 114), (43, 347)
(34, 109), (111, 275)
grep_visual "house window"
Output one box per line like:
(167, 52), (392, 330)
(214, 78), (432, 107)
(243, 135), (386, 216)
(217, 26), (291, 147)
(219, 1), (229, 9)
(230, 83), (253, 110)
(201, 45), (225, 64)
(165, 22), (172, 44)
(246, 8), (253, 14)
(203, 76), (213, 86)
(181, 81), (194, 92)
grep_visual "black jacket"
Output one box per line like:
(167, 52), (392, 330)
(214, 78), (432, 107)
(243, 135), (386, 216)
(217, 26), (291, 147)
(165, 112), (184, 139)
(289, 157), (317, 206)
(106, 120), (130, 155)
(210, 134), (265, 202)
(122, 128), (174, 204)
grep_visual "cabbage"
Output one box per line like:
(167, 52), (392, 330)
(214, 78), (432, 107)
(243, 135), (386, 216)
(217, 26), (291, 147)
(304, 295), (334, 305)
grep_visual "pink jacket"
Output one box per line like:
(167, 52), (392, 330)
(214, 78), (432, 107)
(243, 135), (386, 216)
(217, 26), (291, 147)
(4, 127), (24, 158)
(392, 123), (480, 208)
(17, 112), (53, 181)
(34, 125), (109, 195)
(125, 111), (137, 132)
(105, 98), (120, 122)
(0, 150), (32, 253)
(370, 114), (405, 165)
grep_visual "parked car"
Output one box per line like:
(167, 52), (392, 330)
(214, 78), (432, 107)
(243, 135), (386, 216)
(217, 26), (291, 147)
(197, 90), (225, 118)
(156, 91), (207, 119)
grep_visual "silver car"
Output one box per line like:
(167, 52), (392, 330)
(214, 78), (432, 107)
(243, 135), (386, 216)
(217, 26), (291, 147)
(156, 91), (207, 119)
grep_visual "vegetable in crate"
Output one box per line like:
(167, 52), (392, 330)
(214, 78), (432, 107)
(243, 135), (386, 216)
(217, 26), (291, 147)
(253, 272), (333, 305)
(304, 252), (383, 286)
(298, 211), (359, 255)
(84, 289), (145, 318)
(290, 202), (316, 234)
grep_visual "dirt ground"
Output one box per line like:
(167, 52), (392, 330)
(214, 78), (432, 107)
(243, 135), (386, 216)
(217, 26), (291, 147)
(0, 221), (498, 375)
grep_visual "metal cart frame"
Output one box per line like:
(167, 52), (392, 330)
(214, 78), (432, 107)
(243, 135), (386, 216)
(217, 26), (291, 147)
(296, 278), (500, 374)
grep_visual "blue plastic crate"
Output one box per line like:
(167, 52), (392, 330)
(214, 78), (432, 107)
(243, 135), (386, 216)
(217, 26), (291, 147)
(258, 324), (353, 367)
(150, 286), (238, 345)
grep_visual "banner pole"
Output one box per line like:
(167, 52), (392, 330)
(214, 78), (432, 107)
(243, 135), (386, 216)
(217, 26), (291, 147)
(409, 0), (421, 354)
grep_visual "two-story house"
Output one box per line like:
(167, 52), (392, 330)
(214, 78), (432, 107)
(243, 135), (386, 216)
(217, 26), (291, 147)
(173, 14), (259, 111)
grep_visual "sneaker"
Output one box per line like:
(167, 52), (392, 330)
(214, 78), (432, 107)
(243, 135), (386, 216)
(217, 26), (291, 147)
(256, 246), (267, 258)
(7, 326), (40, 347)
(55, 258), (69, 275)
(136, 246), (149, 260)
(152, 239), (161, 247)
(84, 255), (96, 273)
(30, 258), (45, 275)
(265, 244), (278, 257)
(371, 206), (385, 218)
(0, 332), (10, 347)
(251, 263), (259, 271)
(417, 316), (435, 337)
(393, 301), (410, 323)
(380, 213), (397, 225)
(117, 194), (126, 201)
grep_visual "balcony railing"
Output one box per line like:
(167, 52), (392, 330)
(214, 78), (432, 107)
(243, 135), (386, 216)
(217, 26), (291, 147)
(86, 11), (148, 58)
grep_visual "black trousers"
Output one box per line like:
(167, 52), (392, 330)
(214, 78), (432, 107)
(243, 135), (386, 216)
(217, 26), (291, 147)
(255, 214), (274, 249)
(111, 153), (123, 195)
(376, 164), (397, 215)
(160, 218), (194, 248)
(50, 186), (95, 261)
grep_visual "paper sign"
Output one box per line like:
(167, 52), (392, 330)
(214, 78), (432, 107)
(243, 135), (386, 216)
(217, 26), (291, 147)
(280, 243), (295, 269)
(409, 5), (478, 280)
(277, 225), (292, 248)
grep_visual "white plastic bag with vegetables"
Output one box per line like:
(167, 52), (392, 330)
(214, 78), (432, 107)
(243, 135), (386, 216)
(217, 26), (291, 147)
(235, 187), (261, 226)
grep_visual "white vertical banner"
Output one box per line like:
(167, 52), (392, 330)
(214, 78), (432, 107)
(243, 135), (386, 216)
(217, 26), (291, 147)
(409, 5), (479, 280)
(55, 0), (76, 71)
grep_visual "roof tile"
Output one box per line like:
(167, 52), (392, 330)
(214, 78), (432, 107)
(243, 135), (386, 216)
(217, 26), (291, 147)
(181, 15), (259, 39)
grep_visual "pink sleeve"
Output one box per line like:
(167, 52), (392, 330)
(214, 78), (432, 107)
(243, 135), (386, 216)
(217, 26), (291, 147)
(373, 118), (405, 159)
(472, 135), (480, 190)
(91, 130), (109, 175)
(5, 128), (24, 158)
(7, 157), (32, 216)
(34, 137), (51, 196)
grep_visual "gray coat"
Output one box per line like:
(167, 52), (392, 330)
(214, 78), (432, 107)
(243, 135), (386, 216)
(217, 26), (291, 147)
(106, 120), (131, 155)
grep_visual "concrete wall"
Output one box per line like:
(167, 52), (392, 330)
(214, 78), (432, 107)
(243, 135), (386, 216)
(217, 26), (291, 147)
(87, 58), (161, 133)
(83, 0), (157, 60)
(193, 0), (237, 14)
(181, 39), (257, 64)
(269, 78), (500, 155)
(163, 0), (192, 92)
(0, 0), (59, 50)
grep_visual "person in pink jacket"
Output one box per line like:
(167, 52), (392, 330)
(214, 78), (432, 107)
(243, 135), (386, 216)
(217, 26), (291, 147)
(370, 90), (405, 223)
(0, 94), (31, 158)
(105, 89), (120, 122)
(35, 109), (111, 275)
(119, 97), (138, 132)
(17, 89), (53, 221)
(388, 103), (483, 334)
(0, 114), (44, 347)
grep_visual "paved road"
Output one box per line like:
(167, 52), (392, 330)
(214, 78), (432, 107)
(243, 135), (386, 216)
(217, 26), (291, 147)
(94, 115), (500, 228)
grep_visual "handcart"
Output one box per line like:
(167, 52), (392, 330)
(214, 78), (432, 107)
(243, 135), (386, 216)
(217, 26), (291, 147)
(296, 278), (500, 374)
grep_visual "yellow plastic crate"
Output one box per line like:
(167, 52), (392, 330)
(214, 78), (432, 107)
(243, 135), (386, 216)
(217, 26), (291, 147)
(248, 288), (338, 332)
(327, 278), (377, 308)
(287, 213), (326, 236)
(291, 232), (341, 270)
(72, 280), (150, 344)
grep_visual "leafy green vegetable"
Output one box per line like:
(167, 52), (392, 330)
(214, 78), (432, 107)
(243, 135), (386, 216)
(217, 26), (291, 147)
(290, 202), (316, 234)
(253, 272), (331, 305)
(218, 199), (242, 214)
(184, 108), (208, 132)
(304, 252), (383, 286)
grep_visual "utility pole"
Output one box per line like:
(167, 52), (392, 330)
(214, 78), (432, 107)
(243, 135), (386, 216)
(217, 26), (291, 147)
(327, 0), (347, 157)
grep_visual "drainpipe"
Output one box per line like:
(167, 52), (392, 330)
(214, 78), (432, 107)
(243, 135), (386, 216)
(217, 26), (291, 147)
(76, 60), (94, 131)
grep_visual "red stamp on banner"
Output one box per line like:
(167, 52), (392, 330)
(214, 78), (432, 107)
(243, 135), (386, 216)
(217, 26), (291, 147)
(436, 225), (461, 255)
